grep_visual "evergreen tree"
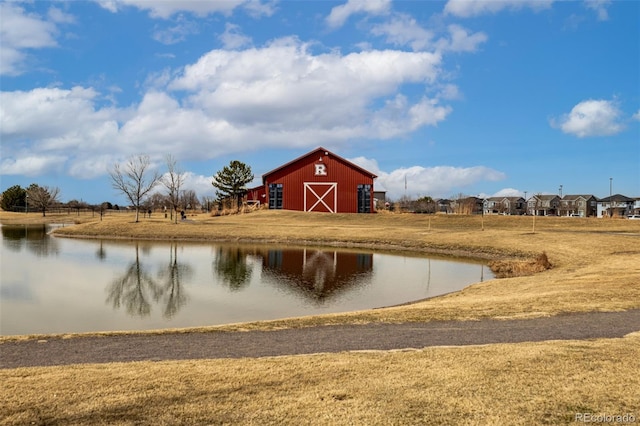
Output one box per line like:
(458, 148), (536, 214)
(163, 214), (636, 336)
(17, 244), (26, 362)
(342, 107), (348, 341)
(212, 161), (254, 212)
(1, 185), (26, 211)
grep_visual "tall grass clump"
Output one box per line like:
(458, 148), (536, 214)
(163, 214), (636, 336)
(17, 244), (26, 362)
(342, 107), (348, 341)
(489, 252), (552, 278)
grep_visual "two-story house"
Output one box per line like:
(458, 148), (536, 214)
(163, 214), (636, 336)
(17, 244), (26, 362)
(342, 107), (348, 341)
(436, 199), (453, 214)
(596, 194), (636, 218)
(527, 195), (560, 216)
(484, 197), (526, 215)
(633, 198), (640, 215)
(559, 195), (598, 217)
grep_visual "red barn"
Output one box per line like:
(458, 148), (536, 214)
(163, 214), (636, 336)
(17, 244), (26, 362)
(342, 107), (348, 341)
(262, 147), (377, 213)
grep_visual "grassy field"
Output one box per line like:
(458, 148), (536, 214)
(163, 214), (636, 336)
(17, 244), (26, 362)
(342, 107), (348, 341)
(1, 209), (639, 424)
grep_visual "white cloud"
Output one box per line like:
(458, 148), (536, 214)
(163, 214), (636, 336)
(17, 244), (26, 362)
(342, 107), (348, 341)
(242, 0), (277, 18)
(0, 87), (117, 144)
(552, 99), (624, 138)
(437, 84), (462, 101)
(491, 188), (523, 198)
(0, 3), (63, 75)
(1, 39), (454, 180)
(168, 38), (447, 141)
(0, 154), (67, 177)
(371, 95), (452, 138)
(439, 25), (488, 53)
(349, 157), (506, 200)
(182, 172), (218, 199)
(151, 171), (218, 200)
(370, 14), (487, 54)
(444, 0), (554, 18)
(0, 86), (122, 178)
(370, 13), (433, 51)
(95, 1), (118, 13)
(632, 110), (640, 121)
(97, 0), (276, 20)
(171, 38), (442, 94)
(67, 155), (119, 179)
(47, 7), (75, 24)
(218, 23), (252, 49)
(117, 91), (233, 158)
(326, 0), (391, 29)
(152, 17), (199, 45)
(97, 0), (245, 19)
(584, 0), (611, 21)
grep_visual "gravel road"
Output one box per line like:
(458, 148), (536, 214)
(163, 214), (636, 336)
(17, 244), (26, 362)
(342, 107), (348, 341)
(2, 310), (639, 369)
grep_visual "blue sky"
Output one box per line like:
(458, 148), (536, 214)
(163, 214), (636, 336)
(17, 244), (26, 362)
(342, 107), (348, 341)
(1, 0), (638, 205)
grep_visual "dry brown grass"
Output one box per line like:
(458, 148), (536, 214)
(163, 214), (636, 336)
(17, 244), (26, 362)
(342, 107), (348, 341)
(2, 210), (639, 425)
(0, 210), (99, 225)
(2, 333), (639, 425)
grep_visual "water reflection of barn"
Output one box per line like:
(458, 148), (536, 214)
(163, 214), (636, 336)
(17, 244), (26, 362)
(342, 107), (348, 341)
(258, 248), (373, 304)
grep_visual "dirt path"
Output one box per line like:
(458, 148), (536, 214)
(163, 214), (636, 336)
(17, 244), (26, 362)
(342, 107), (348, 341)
(2, 310), (639, 369)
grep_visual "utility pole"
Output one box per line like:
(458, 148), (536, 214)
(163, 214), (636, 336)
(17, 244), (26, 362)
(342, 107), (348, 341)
(479, 194), (485, 231)
(609, 177), (613, 218)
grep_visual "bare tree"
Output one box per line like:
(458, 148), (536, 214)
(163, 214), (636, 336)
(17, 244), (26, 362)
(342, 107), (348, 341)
(181, 189), (198, 211)
(109, 155), (161, 222)
(201, 195), (215, 213)
(162, 154), (185, 224)
(147, 192), (169, 211)
(26, 184), (61, 217)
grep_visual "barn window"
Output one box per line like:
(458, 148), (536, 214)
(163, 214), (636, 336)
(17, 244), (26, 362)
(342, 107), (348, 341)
(269, 183), (283, 209)
(357, 184), (371, 213)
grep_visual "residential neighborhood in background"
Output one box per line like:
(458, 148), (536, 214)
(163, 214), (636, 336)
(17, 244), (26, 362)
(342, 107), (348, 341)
(411, 193), (640, 218)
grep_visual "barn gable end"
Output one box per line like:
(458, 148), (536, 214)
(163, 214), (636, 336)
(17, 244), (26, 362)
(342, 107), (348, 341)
(262, 147), (377, 213)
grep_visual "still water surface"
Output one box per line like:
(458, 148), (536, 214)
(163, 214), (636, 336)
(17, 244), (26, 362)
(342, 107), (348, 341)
(0, 224), (493, 336)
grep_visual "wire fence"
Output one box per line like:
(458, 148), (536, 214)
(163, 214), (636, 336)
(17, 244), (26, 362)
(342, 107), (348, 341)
(8, 206), (136, 216)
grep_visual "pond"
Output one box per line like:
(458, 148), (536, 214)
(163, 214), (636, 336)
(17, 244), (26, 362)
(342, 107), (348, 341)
(0, 224), (493, 336)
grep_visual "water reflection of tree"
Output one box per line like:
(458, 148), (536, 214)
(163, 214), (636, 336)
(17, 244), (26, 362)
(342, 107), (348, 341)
(106, 243), (162, 317)
(0, 224), (59, 256)
(213, 246), (252, 291)
(157, 244), (192, 318)
(95, 240), (107, 261)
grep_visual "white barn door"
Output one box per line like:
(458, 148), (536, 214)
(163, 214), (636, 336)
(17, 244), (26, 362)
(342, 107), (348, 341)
(304, 183), (337, 213)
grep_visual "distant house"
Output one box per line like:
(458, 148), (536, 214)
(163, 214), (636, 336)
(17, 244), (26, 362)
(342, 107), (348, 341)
(559, 195), (598, 217)
(436, 199), (453, 214)
(596, 194), (636, 218)
(485, 197), (526, 215)
(452, 197), (483, 215)
(527, 195), (560, 216)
